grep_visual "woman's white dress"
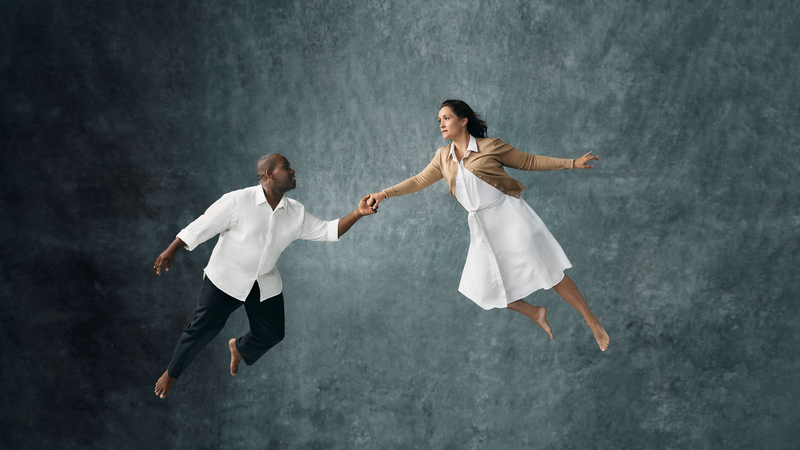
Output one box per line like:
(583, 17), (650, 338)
(453, 141), (571, 310)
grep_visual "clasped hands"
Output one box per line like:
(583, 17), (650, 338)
(355, 193), (384, 216)
(354, 193), (386, 215)
(364, 191), (386, 212)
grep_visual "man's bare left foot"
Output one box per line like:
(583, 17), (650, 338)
(155, 370), (175, 398)
(588, 318), (610, 351)
(229, 338), (242, 376)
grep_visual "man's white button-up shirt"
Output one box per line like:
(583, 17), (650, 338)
(176, 185), (339, 301)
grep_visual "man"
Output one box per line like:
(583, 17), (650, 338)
(153, 154), (376, 398)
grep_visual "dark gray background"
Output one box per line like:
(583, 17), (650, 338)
(2, 0), (798, 448)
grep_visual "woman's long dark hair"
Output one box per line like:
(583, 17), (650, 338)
(440, 99), (488, 138)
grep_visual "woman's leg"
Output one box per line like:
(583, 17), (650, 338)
(551, 275), (609, 351)
(507, 300), (553, 339)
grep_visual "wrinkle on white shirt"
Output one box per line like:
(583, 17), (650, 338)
(177, 185), (339, 301)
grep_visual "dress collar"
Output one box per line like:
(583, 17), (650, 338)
(448, 135), (478, 161)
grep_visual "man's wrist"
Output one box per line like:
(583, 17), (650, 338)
(167, 238), (185, 252)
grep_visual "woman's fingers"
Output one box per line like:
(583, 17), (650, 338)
(367, 193), (383, 210)
(575, 152), (599, 168)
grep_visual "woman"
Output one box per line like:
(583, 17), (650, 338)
(367, 99), (609, 351)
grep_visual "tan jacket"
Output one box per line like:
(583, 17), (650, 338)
(382, 137), (574, 200)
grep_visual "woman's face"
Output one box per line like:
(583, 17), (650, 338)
(438, 106), (467, 140)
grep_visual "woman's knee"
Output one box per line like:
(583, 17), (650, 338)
(552, 274), (569, 292)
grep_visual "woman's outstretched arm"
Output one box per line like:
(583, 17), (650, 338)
(367, 154), (444, 209)
(495, 139), (596, 171)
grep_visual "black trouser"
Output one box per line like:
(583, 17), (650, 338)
(167, 277), (285, 379)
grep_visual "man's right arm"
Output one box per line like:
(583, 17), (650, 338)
(153, 191), (237, 276)
(154, 237), (187, 275)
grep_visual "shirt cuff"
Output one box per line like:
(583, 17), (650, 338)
(326, 219), (340, 242)
(176, 229), (200, 251)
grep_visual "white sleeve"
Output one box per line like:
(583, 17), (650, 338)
(176, 193), (236, 251)
(296, 210), (339, 242)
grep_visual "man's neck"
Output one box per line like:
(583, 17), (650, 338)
(261, 184), (284, 211)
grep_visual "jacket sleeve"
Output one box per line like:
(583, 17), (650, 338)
(496, 139), (574, 171)
(382, 152), (444, 198)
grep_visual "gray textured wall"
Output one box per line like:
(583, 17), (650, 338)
(2, 0), (799, 448)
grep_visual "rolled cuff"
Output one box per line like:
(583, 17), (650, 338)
(326, 219), (340, 242)
(176, 229), (200, 251)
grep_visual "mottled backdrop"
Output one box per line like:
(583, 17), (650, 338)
(1, 0), (798, 448)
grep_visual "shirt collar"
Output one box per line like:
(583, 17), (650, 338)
(448, 135), (478, 161)
(255, 186), (287, 210)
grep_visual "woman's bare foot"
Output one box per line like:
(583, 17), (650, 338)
(228, 338), (242, 376)
(508, 300), (553, 339)
(154, 370), (175, 398)
(587, 318), (609, 351)
(530, 306), (553, 339)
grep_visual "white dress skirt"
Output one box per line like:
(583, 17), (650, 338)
(454, 159), (572, 310)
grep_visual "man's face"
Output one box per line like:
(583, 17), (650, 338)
(270, 155), (296, 192)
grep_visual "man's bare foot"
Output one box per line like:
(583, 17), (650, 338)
(530, 306), (554, 339)
(229, 338), (242, 376)
(587, 318), (610, 351)
(154, 370), (175, 399)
